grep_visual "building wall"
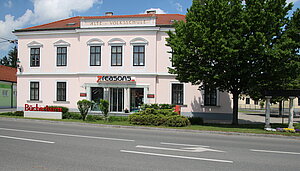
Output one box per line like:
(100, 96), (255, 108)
(0, 81), (17, 108)
(16, 26), (233, 115)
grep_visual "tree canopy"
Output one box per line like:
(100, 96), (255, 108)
(167, 0), (300, 125)
(0, 46), (18, 68)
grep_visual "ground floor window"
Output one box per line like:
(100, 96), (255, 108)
(130, 88), (144, 112)
(30, 82), (39, 101)
(172, 84), (184, 105)
(204, 86), (217, 106)
(57, 82), (66, 101)
(91, 87), (104, 111)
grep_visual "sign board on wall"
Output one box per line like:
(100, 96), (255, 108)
(81, 17), (156, 28)
(24, 104), (62, 119)
(97, 75), (136, 84)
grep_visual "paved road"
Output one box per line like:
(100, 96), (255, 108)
(0, 119), (299, 171)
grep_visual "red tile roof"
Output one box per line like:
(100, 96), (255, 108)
(0, 65), (17, 82)
(16, 14), (185, 32)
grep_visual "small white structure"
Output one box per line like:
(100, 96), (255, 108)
(24, 111), (62, 119)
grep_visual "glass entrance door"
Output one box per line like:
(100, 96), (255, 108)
(130, 88), (144, 112)
(110, 88), (124, 112)
(91, 87), (104, 111)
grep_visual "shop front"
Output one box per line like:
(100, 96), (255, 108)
(87, 75), (147, 113)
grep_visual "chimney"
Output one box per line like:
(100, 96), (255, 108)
(105, 12), (113, 16)
(146, 10), (156, 14)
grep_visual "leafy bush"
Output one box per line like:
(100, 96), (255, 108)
(129, 108), (189, 127)
(107, 116), (128, 122)
(0, 111), (24, 117)
(86, 115), (103, 122)
(188, 117), (204, 125)
(99, 99), (109, 120)
(77, 99), (93, 121)
(0, 112), (14, 116)
(48, 106), (69, 115)
(14, 111), (24, 116)
(164, 115), (190, 127)
(141, 104), (175, 110)
(62, 112), (82, 120)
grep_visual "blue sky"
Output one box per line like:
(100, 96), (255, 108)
(0, 0), (299, 59)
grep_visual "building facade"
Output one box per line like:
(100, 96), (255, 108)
(0, 65), (17, 108)
(14, 12), (233, 117)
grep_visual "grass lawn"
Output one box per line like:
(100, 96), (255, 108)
(0, 114), (299, 136)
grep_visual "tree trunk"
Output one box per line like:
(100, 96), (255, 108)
(232, 91), (239, 125)
(279, 100), (283, 117)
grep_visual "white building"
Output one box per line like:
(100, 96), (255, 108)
(14, 11), (233, 119)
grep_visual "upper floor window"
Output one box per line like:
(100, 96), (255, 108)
(30, 48), (40, 67)
(204, 86), (217, 106)
(57, 82), (66, 101)
(30, 82), (39, 101)
(54, 40), (70, 67)
(57, 47), (67, 66)
(133, 46), (145, 66)
(172, 84), (184, 105)
(111, 46), (122, 66)
(90, 46), (101, 66)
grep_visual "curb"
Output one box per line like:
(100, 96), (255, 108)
(0, 117), (300, 140)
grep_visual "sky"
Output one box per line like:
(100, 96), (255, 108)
(0, 0), (299, 59)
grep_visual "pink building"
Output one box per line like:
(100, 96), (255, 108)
(14, 12), (232, 118)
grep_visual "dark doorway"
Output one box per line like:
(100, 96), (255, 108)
(91, 87), (103, 111)
(110, 88), (124, 112)
(130, 88), (144, 112)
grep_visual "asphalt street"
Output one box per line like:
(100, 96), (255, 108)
(0, 118), (299, 171)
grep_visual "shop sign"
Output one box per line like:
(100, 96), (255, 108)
(81, 17), (156, 28)
(25, 104), (62, 112)
(147, 94), (155, 98)
(97, 75), (136, 83)
(80, 93), (87, 97)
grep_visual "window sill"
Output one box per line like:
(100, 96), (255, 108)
(27, 100), (43, 103)
(201, 105), (221, 107)
(53, 101), (70, 104)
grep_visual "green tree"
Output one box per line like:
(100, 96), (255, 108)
(0, 46), (18, 67)
(99, 99), (109, 121)
(77, 99), (93, 121)
(167, 0), (300, 125)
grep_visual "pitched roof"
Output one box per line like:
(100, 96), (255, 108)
(0, 65), (17, 83)
(15, 14), (185, 32)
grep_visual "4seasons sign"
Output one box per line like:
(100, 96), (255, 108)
(25, 104), (62, 112)
(97, 75), (136, 83)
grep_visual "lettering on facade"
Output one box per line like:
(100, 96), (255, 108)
(97, 76), (136, 83)
(25, 104), (62, 112)
(90, 20), (147, 26)
(81, 17), (155, 28)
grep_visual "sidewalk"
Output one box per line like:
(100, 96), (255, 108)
(0, 108), (16, 113)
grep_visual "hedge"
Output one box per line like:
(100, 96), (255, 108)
(129, 108), (190, 127)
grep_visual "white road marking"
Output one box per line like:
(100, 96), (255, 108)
(0, 135), (55, 144)
(0, 127), (134, 142)
(160, 142), (210, 147)
(136, 145), (225, 153)
(250, 149), (300, 155)
(120, 150), (233, 163)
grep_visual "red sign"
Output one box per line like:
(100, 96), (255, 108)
(97, 75), (136, 83)
(147, 94), (155, 98)
(80, 93), (87, 97)
(25, 104), (62, 112)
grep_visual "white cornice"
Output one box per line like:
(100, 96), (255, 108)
(76, 27), (161, 33)
(17, 72), (175, 77)
(14, 30), (77, 36)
